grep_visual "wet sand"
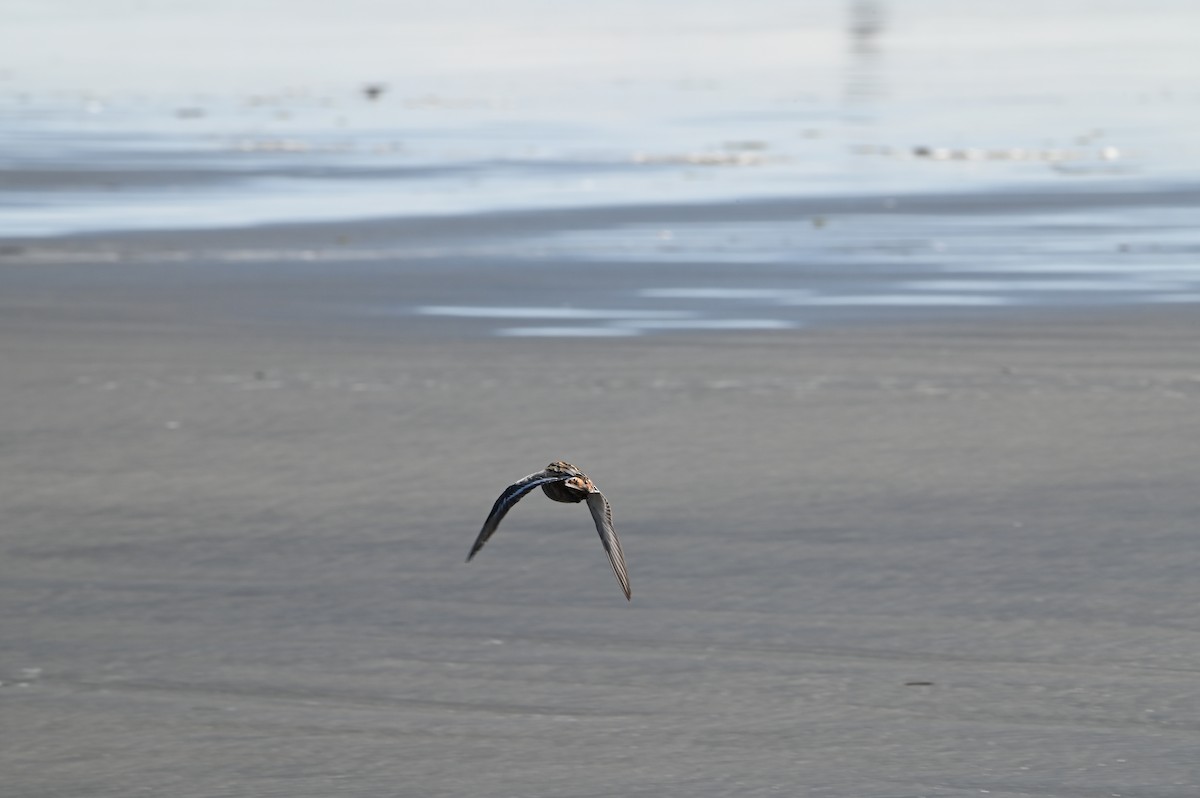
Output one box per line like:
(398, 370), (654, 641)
(2, 238), (1199, 796)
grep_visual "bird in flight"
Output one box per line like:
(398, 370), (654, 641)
(466, 461), (630, 600)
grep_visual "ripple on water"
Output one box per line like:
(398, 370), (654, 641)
(493, 326), (642, 337)
(794, 294), (1013, 307)
(905, 278), (1191, 293)
(610, 318), (795, 331)
(493, 318), (794, 337)
(638, 288), (811, 301)
(415, 306), (696, 320)
(638, 288), (1012, 307)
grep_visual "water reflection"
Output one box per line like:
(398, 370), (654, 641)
(849, 0), (886, 56)
(845, 1), (888, 113)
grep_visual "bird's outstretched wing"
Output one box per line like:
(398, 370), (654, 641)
(466, 471), (569, 562)
(586, 491), (631, 600)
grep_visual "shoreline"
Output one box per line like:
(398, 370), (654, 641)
(3, 180), (1197, 342)
(5, 178), (1199, 247)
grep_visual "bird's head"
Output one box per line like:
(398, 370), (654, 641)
(564, 476), (597, 493)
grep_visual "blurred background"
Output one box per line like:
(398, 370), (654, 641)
(4, 1), (1199, 330)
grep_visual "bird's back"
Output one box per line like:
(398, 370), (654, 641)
(542, 481), (586, 503)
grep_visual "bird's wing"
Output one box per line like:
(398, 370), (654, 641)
(586, 491), (631, 600)
(466, 471), (569, 562)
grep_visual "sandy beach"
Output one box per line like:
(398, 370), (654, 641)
(2, 232), (1199, 795)
(4, 1), (1200, 793)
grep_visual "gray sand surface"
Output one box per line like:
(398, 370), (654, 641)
(2, 253), (1199, 796)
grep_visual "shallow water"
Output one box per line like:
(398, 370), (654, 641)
(3, 0), (1199, 233)
(2, 0), (1199, 328)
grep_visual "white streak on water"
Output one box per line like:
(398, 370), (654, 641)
(611, 318), (795, 331)
(493, 326), (642, 337)
(907, 279), (1189, 293)
(416, 306), (695, 320)
(638, 288), (812, 301)
(493, 317), (795, 336)
(637, 289), (1012, 307)
(790, 295), (1012, 307)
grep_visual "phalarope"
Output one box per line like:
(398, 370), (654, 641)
(467, 461), (630, 600)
